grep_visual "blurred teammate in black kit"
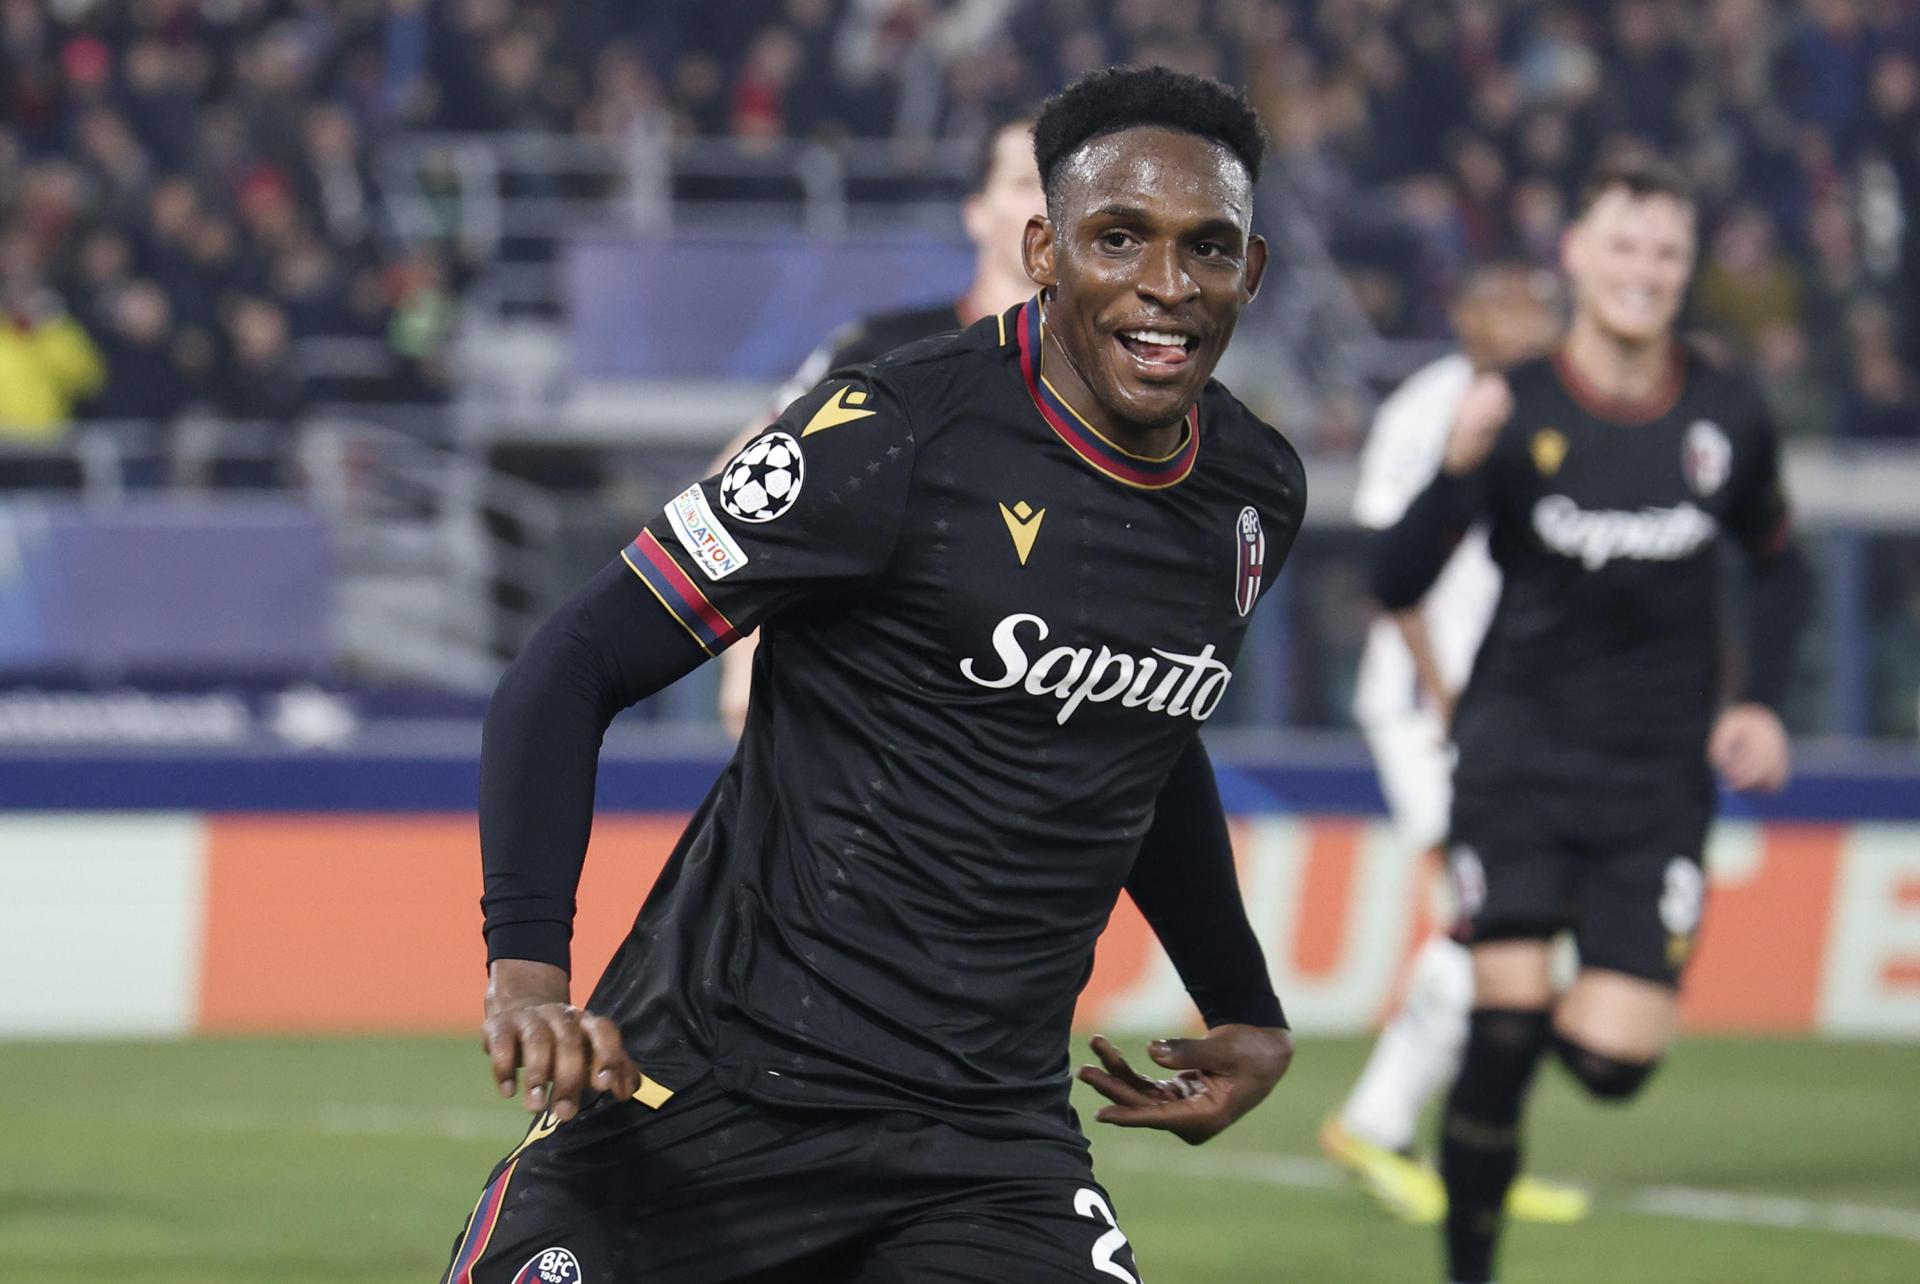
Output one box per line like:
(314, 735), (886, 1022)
(446, 67), (1306, 1284)
(1374, 154), (1815, 1284)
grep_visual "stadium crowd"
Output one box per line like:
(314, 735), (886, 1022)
(0, 0), (468, 453)
(635, 0), (1920, 442)
(1, 0), (1916, 452)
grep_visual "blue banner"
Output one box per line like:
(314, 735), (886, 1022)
(0, 500), (331, 677)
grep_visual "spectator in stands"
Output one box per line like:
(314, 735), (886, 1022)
(0, 0), (1912, 450)
(119, 35), (202, 168)
(471, 24), (564, 133)
(85, 279), (187, 424)
(75, 106), (152, 227)
(1870, 47), (1920, 366)
(1596, 0), (1691, 147)
(271, 235), (358, 342)
(295, 104), (375, 249)
(1450, 133), (1513, 261)
(386, 247), (457, 402)
(1510, 177), (1567, 267)
(217, 295), (306, 426)
(1695, 204), (1804, 358)
(730, 25), (804, 143)
(1785, 0), (1882, 157)
(0, 231), (103, 442)
(1841, 299), (1920, 440)
(1801, 194), (1875, 393)
(69, 225), (133, 337)
(1755, 320), (1836, 441)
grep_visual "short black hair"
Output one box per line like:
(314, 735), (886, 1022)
(967, 114), (1035, 196)
(1575, 150), (1694, 218)
(1032, 65), (1267, 214)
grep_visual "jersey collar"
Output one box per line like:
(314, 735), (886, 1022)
(1551, 342), (1686, 425)
(1013, 297), (1200, 490)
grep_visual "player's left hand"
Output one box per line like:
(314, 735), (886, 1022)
(1077, 1026), (1293, 1146)
(1709, 702), (1791, 792)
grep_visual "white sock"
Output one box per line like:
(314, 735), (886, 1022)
(1339, 936), (1474, 1153)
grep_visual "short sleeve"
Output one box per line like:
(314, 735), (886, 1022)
(1723, 402), (1792, 558)
(622, 375), (915, 654)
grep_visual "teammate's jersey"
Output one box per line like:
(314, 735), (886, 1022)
(767, 301), (969, 411)
(601, 298), (1306, 1140)
(1350, 353), (1501, 728)
(1450, 348), (1789, 793)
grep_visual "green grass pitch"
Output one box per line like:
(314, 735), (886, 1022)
(2, 1034), (1915, 1282)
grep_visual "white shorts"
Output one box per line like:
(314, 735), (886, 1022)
(1361, 710), (1454, 853)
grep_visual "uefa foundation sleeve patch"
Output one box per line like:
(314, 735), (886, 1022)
(666, 483), (750, 580)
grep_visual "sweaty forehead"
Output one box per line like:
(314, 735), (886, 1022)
(1055, 126), (1253, 229)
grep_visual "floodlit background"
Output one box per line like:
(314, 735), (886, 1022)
(0, 2), (1916, 1281)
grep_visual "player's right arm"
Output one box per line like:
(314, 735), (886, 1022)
(479, 374), (916, 1117)
(479, 560), (711, 1118)
(1369, 372), (1510, 611)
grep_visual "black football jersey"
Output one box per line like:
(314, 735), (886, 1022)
(596, 298), (1306, 1139)
(1451, 349), (1790, 794)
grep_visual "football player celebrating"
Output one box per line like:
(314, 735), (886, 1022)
(1322, 262), (1588, 1226)
(1374, 153), (1814, 1284)
(450, 66), (1306, 1283)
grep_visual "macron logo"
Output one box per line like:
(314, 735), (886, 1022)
(959, 613), (1233, 726)
(666, 484), (750, 580)
(1532, 495), (1717, 570)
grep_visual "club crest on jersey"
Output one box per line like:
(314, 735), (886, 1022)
(1682, 419), (1731, 496)
(512, 1247), (582, 1284)
(719, 431), (804, 523)
(1233, 506), (1265, 617)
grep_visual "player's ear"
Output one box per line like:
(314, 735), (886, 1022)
(1023, 213), (1057, 289)
(1243, 233), (1269, 301)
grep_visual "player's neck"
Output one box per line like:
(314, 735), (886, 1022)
(1038, 325), (1188, 458)
(1560, 316), (1678, 408)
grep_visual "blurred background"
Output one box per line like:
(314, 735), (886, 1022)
(2, 0), (1918, 730)
(0, 2), (1917, 1281)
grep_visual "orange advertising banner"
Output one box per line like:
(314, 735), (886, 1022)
(181, 813), (1905, 1039)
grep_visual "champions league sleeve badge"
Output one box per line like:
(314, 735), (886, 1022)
(1234, 505), (1265, 617)
(720, 431), (805, 523)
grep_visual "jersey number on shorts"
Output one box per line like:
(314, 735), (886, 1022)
(1073, 1188), (1137, 1284)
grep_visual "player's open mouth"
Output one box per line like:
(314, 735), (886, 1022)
(1115, 328), (1196, 377)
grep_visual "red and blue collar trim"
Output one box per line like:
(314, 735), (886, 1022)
(1015, 297), (1200, 490)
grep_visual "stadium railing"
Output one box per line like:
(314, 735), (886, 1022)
(5, 408), (1917, 739)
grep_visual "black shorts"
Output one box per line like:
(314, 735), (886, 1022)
(441, 1075), (1144, 1284)
(1448, 776), (1713, 987)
